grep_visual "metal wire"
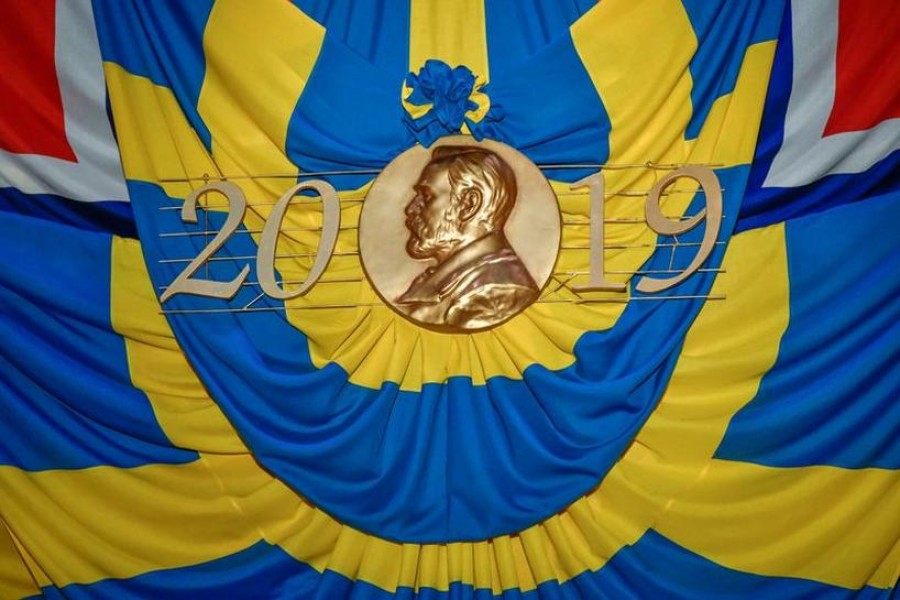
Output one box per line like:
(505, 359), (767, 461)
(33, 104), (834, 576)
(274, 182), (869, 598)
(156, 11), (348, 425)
(156, 240), (725, 264)
(159, 293), (726, 315)
(156, 162), (726, 183)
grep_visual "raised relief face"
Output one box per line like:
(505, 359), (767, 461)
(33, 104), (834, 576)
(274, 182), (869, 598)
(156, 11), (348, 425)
(359, 137), (560, 335)
(404, 163), (461, 261)
(396, 146), (540, 331)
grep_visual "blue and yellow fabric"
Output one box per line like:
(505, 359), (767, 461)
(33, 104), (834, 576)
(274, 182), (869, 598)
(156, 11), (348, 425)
(0, 1), (897, 598)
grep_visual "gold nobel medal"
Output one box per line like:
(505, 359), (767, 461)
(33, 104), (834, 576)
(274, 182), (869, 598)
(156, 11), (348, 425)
(359, 136), (560, 333)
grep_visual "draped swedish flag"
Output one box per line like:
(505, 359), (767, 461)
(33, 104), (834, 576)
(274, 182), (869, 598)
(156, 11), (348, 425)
(0, 0), (897, 598)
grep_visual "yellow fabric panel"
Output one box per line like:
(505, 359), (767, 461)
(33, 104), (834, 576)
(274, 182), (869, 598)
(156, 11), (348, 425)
(872, 539), (900, 589)
(569, 0), (773, 255)
(5, 527), (51, 590)
(110, 236), (247, 453)
(655, 460), (900, 590)
(407, 0), (489, 129)
(572, 0), (695, 170)
(355, 536), (410, 592)
(103, 63), (218, 199)
(196, 453), (340, 574)
(626, 223), (789, 470)
(539, 512), (611, 579)
(687, 41), (778, 165)
(584, 222), (792, 557)
(0, 522), (41, 599)
(445, 543), (474, 593)
(0, 461), (261, 587)
(518, 526), (568, 585)
(408, 0), (488, 77)
(198, 0), (324, 207)
(416, 545), (450, 591)
(565, 0), (707, 336)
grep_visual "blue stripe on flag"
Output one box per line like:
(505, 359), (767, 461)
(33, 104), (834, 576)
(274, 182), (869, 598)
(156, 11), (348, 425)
(0, 187), (136, 238)
(681, 0), (784, 139)
(716, 191), (900, 468)
(0, 211), (197, 470)
(476, 34), (611, 183)
(484, 0), (597, 79)
(285, 34), (415, 191)
(290, 0), (410, 75)
(91, 0), (214, 150)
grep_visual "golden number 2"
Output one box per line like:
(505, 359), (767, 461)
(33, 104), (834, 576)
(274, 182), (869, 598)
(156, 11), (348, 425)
(159, 182), (250, 303)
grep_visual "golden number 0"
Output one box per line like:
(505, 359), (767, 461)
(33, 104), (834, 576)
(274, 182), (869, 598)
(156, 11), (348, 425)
(256, 181), (341, 300)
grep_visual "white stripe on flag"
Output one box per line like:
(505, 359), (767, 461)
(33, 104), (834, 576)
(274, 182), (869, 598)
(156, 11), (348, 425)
(764, 0), (900, 188)
(0, 0), (129, 202)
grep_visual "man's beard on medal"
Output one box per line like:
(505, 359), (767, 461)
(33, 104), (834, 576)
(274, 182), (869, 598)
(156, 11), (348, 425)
(405, 206), (467, 262)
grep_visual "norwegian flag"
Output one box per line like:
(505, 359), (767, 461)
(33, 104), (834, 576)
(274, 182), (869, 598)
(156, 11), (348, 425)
(738, 0), (900, 231)
(0, 0), (130, 232)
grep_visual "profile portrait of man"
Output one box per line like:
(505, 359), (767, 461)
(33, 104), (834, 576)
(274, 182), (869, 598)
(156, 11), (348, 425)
(397, 145), (540, 330)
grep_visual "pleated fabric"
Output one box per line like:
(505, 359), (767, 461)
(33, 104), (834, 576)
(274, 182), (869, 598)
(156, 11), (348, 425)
(0, 0), (897, 598)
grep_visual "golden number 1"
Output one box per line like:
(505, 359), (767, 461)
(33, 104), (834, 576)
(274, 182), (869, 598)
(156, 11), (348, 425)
(571, 172), (626, 292)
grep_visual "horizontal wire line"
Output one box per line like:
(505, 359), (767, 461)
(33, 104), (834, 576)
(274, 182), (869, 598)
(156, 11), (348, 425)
(159, 294), (726, 314)
(155, 269), (725, 291)
(156, 162), (726, 183)
(156, 241), (724, 264)
(158, 225), (358, 238)
(156, 189), (721, 206)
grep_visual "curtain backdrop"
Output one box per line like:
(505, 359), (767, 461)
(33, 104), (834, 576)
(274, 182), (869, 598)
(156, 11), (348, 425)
(1, 0), (898, 598)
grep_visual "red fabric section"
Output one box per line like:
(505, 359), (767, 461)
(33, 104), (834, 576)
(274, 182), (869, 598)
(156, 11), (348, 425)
(0, 0), (76, 160)
(824, 0), (900, 136)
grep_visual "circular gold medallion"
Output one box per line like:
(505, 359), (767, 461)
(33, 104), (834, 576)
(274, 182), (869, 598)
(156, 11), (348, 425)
(359, 136), (560, 333)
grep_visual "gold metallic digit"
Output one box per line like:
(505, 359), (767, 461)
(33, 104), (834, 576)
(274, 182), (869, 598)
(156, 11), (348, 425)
(636, 166), (723, 294)
(572, 172), (626, 292)
(160, 182), (250, 303)
(257, 180), (340, 300)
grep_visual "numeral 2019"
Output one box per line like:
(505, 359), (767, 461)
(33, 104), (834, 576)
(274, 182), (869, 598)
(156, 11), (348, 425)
(160, 166), (722, 304)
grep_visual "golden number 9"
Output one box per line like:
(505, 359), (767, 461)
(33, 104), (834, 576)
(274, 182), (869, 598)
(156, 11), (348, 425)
(636, 165), (723, 293)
